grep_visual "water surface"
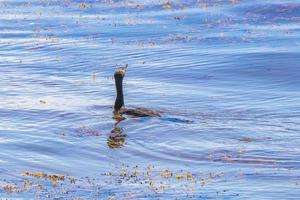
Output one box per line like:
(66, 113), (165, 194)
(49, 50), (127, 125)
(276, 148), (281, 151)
(0, 0), (300, 199)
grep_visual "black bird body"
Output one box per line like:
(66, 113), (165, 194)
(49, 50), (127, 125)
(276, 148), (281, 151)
(119, 107), (160, 117)
(113, 66), (161, 117)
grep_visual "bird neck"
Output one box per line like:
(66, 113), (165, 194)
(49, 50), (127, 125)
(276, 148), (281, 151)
(114, 76), (124, 111)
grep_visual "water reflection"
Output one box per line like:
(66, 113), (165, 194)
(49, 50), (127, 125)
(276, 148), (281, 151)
(107, 117), (127, 149)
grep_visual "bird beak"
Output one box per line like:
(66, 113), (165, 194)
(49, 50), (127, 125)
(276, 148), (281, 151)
(121, 64), (128, 72)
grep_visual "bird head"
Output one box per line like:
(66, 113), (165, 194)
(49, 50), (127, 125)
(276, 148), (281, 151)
(114, 64), (128, 78)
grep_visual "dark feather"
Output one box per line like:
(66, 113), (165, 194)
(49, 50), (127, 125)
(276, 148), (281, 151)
(119, 107), (161, 117)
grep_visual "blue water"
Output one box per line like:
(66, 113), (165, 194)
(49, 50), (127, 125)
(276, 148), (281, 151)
(1, 0), (300, 199)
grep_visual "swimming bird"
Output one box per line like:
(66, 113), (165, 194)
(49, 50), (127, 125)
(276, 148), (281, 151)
(113, 65), (161, 118)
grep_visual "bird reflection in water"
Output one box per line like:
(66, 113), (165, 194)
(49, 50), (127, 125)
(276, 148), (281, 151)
(107, 118), (127, 149)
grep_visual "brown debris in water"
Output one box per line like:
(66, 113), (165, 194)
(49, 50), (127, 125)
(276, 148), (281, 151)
(23, 171), (65, 182)
(160, 169), (173, 178)
(161, 0), (172, 10)
(0, 165), (228, 198)
(2, 184), (24, 193)
(39, 100), (46, 104)
(240, 137), (255, 143)
(79, 3), (92, 9)
(92, 72), (97, 81)
(174, 16), (185, 20)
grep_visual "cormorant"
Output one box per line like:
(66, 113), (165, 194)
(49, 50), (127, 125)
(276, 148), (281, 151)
(113, 65), (161, 118)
